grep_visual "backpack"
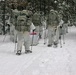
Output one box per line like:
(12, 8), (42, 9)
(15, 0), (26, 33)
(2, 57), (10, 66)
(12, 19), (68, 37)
(21, 10), (32, 17)
(48, 10), (59, 25)
(32, 12), (41, 26)
(15, 15), (29, 32)
(12, 9), (20, 25)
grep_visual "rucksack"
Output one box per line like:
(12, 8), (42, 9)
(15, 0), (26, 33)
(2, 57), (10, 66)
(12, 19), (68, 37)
(13, 10), (31, 32)
(21, 10), (32, 17)
(16, 15), (29, 32)
(48, 10), (59, 25)
(49, 10), (57, 21)
(32, 12), (41, 26)
(12, 9), (20, 25)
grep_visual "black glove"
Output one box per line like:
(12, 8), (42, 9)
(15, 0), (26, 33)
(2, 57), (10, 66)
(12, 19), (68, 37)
(15, 41), (17, 43)
(27, 16), (30, 18)
(33, 29), (35, 32)
(60, 26), (62, 28)
(59, 36), (61, 39)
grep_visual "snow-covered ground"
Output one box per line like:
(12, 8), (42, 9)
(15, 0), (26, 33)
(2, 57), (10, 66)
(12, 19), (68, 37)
(0, 26), (76, 75)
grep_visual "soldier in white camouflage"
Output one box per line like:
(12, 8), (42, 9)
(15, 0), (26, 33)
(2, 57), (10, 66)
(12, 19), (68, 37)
(13, 5), (33, 55)
(32, 11), (42, 40)
(10, 8), (19, 43)
(62, 10), (69, 34)
(47, 7), (60, 48)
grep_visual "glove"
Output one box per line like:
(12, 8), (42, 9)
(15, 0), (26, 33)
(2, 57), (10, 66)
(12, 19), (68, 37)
(60, 26), (62, 28)
(27, 16), (30, 18)
(59, 36), (61, 39)
(15, 41), (17, 43)
(33, 29), (35, 32)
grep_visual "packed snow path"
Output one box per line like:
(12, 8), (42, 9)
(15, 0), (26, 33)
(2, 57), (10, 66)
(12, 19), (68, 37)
(0, 26), (76, 75)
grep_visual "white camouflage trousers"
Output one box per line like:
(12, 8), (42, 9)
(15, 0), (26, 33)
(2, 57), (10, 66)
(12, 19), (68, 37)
(61, 23), (68, 35)
(17, 31), (30, 51)
(35, 25), (43, 38)
(10, 25), (17, 42)
(64, 23), (68, 33)
(47, 26), (60, 45)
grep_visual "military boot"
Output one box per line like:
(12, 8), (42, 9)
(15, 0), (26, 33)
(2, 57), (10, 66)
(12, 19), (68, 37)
(16, 50), (21, 55)
(25, 50), (32, 54)
(53, 42), (58, 48)
(47, 44), (52, 47)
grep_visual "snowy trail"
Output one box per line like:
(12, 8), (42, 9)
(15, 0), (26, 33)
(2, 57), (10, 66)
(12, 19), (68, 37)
(0, 44), (45, 75)
(0, 26), (76, 75)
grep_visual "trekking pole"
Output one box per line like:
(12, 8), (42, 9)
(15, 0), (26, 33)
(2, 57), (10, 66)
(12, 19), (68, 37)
(43, 0), (47, 45)
(59, 35), (62, 48)
(63, 33), (65, 44)
(63, 23), (66, 44)
(44, 29), (46, 44)
(14, 34), (17, 53)
(59, 25), (63, 48)
(30, 30), (34, 51)
(3, 34), (7, 42)
(14, 41), (17, 53)
(44, 28), (47, 45)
